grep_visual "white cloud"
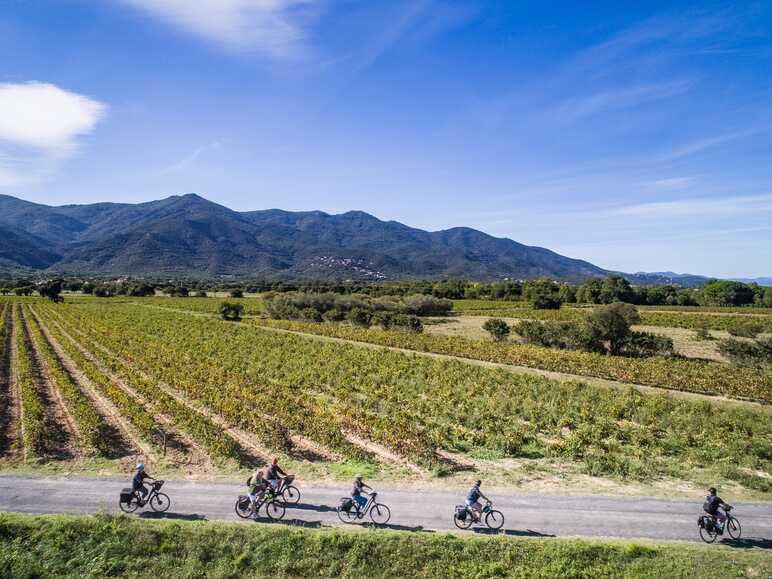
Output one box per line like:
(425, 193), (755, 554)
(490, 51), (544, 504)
(0, 82), (106, 187)
(641, 176), (698, 190)
(609, 193), (772, 218)
(0, 82), (106, 154)
(117, 0), (320, 60)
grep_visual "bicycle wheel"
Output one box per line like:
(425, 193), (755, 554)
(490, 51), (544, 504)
(369, 503), (391, 525)
(485, 509), (505, 530)
(281, 485), (301, 505)
(726, 517), (742, 539)
(150, 492), (171, 513)
(265, 500), (286, 521)
(235, 496), (252, 519)
(119, 496), (139, 513)
(453, 510), (474, 530)
(699, 523), (718, 544)
(337, 505), (358, 524)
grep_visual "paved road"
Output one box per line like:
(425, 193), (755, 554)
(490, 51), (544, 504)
(1, 475), (770, 544)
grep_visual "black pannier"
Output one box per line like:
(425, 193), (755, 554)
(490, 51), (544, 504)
(455, 505), (467, 521)
(120, 488), (134, 502)
(341, 498), (353, 512)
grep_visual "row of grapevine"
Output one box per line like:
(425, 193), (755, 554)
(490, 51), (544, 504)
(34, 306), (242, 462)
(24, 307), (112, 455)
(457, 305), (772, 332)
(37, 310), (160, 444)
(41, 301), (772, 487)
(253, 318), (772, 403)
(42, 307), (362, 458)
(14, 305), (46, 457)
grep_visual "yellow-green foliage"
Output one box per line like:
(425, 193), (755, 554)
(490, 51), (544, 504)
(1, 513), (770, 579)
(37, 302), (772, 489)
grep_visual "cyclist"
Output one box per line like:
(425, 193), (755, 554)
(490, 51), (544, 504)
(265, 457), (288, 495)
(703, 487), (732, 529)
(466, 480), (490, 523)
(132, 463), (154, 501)
(247, 468), (268, 510)
(351, 474), (372, 514)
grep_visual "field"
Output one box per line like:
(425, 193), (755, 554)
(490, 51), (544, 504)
(3, 512), (769, 578)
(1, 296), (771, 500)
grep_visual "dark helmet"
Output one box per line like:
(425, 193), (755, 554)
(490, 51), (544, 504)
(708, 487), (717, 495)
(474, 480), (482, 487)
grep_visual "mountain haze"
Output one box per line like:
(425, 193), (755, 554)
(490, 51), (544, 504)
(0, 193), (610, 281)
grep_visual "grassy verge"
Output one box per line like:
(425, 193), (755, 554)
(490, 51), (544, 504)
(0, 512), (769, 578)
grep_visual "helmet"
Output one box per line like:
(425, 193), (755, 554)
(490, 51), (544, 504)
(708, 487), (717, 495)
(355, 474), (363, 481)
(474, 479), (481, 487)
(272, 457), (279, 466)
(136, 463), (145, 471)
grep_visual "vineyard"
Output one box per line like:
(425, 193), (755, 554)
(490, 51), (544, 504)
(457, 305), (772, 333)
(0, 297), (770, 495)
(253, 318), (772, 402)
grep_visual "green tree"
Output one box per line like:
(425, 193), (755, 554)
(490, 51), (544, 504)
(229, 288), (244, 298)
(588, 302), (641, 355)
(558, 284), (577, 304)
(483, 318), (511, 342)
(523, 279), (562, 309)
(698, 280), (755, 307)
(599, 275), (633, 304)
(576, 278), (603, 304)
(218, 302), (244, 321)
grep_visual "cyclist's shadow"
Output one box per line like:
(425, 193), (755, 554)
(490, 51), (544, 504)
(721, 537), (772, 550)
(473, 528), (555, 538)
(138, 512), (207, 521)
(291, 502), (336, 513)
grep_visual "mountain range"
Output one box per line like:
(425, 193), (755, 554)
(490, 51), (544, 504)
(0, 193), (758, 285)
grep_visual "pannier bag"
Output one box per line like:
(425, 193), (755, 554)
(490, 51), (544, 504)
(341, 498), (353, 512)
(455, 505), (467, 521)
(120, 488), (134, 502)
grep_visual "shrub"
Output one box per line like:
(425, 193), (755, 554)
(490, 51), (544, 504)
(300, 307), (323, 323)
(218, 302), (244, 321)
(195, 291), (208, 298)
(346, 308), (372, 328)
(718, 337), (772, 368)
(322, 309), (346, 323)
(624, 332), (675, 358)
(372, 312), (394, 330)
(229, 288), (244, 298)
(483, 318), (510, 342)
(391, 314), (423, 333)
(588, 302), (640, 355)
(693, 327), (713, 341)
(727, 321), (764, 338)
(400, 294), (453, 316)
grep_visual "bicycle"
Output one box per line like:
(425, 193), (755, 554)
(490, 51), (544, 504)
(337, 492), (391, 525)
(119, 480), (171, 513)
(453, 501), (504, 530)
(698, 506), (741, 543)
(235, 488), (286, 521)
(274, 474), (301, 506)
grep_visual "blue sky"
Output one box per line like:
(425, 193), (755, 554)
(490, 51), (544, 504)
(1, 1), (771, 277)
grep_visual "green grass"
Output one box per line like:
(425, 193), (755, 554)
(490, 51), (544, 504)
(0, 512), (769, 578)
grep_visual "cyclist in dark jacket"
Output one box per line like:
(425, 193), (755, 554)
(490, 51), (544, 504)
(265, 457), (288, 494)
(351, 474), (372, 513)
(132, 463), (154, 500)
(465, 480), (490, 522)
(703, 487), (732, 527)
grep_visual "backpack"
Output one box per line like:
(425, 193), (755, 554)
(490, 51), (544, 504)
(703, 496), (718, 514)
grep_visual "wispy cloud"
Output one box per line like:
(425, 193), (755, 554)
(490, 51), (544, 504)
(607, 193), (772, 218)
(640, 176), (699, 191)
(657, 128), (764, 162)
(554, 79), (693, 122)
(0, 82), (106, 186)
(162, 140), (223, 173)
(116, 0), (321, 60)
